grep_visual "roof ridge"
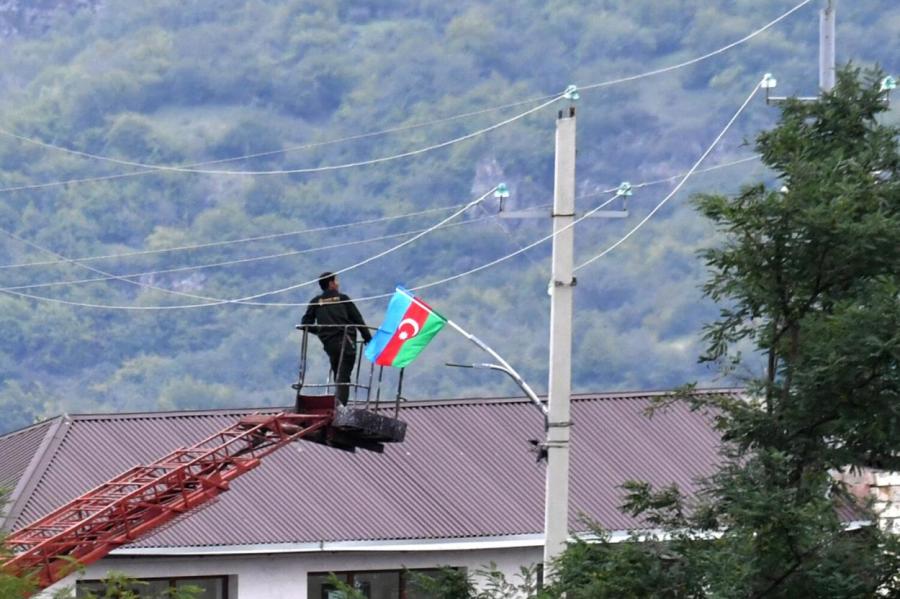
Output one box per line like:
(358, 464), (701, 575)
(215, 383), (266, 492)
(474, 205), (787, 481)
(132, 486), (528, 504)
(1, 416), (70, 532)
(0, 415), (64, 442)
(403, 387), (744, 407)
(33, 387), (747, 422)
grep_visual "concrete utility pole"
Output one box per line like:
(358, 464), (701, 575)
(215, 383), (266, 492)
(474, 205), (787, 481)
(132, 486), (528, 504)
(497, 96), (626, 575)
(819, 0), (836, 92)
(543, 104), (577, 572)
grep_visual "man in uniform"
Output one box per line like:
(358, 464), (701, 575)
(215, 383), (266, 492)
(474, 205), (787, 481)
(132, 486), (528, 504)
(301, 272), (372, 405)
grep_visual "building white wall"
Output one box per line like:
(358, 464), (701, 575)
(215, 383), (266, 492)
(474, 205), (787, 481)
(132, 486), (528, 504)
(872, 471), (900, 534)
(835, 467), (900, 533)
(44, 545), (543, 598)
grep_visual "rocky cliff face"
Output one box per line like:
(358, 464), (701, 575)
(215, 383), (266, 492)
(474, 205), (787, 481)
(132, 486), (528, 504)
(0, 0), (97, 37)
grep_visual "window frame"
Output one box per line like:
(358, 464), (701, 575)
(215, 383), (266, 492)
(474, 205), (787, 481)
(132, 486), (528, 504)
(308, 567), (464, 599)
(75, 574), (229, 598)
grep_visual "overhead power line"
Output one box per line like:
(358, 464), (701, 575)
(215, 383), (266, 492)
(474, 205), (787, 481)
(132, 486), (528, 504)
(575, 155), (760, 202)
(4, 217), (491, 292)
(0, 202), (470, 270)
(0, 154), (764, 309)
(201, 87), (767, 306)
(0, 98), (563, 194)
(0, 97), (563, 176)
(0, 155), (761, 273)
(579, 0), (813, 92)
(225, 187), (497, 303)
(0, 187), (497, 309)
(0, 0), (809, 186)
(266, 151), (762, 304)
(574, 79), (765, 271)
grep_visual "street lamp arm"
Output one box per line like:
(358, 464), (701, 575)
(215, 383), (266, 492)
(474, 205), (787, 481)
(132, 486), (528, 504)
(442, 320), (549, 425)
(446, 360), (548, 427)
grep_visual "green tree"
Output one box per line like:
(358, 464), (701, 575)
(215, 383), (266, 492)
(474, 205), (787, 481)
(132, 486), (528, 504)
(0, 535), (37, 598)
(546, 66), (900, 597)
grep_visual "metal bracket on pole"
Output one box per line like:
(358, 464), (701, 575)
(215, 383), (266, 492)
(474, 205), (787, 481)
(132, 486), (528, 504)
(552, 277), (577, 288)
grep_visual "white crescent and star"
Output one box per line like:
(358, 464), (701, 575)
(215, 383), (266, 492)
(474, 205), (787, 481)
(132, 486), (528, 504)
(398, 318), (421, 340)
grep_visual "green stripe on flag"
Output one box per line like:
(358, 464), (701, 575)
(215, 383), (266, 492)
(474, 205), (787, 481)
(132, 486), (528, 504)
(391, 311), (447, 368)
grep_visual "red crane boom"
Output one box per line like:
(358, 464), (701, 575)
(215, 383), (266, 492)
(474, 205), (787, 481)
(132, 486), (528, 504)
(2, 394), (405, 593)
(3, 410), (329, 590)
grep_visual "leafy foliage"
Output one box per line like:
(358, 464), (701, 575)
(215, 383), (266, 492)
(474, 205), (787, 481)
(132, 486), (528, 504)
(0, 544), (37, 599)
(407, 564), (540, 599)
(0, 2), (897, 430)
(0, 560), (201, 599)
(0, 487), (37, 598)
(407, 567), (478, 599)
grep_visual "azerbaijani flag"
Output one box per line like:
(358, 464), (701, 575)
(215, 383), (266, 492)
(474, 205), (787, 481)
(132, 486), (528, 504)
(365, 286), (447, 368)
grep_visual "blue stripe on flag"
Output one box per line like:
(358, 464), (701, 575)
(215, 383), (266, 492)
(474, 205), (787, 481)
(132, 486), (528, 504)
(364, 286), (413, 363)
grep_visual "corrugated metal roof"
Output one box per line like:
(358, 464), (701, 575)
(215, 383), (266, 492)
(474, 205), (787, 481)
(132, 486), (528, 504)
(5, 390), (735, 548)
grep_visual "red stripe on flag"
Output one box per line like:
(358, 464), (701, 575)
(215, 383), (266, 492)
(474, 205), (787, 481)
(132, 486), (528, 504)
(376, 300), (432, 366)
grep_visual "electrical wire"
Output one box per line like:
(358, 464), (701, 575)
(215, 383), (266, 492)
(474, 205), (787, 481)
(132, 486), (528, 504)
(0, 154), (762, 295)
(0, 170), (165, 194)
(226, 186), (496, 302)
(0, 202), (471, 270)
(0, 187), (497, 308)
(0, 155), (761, 273)
(579, 0), (813, 92)
(0, 96), (564, 176)
(574, 79), (765, 272)
(0, 227), (231, 306)
(0, 152), (763, 309)
(476, 201), (543, 267)
(0, 0), (809, 185)
(628, 156), (760, 190)
(0, 156), (760, 293)
(228, 92), (768, 304)
(0, 97), (563, 194)
(4, 217), (491, 292)
(405, 194), (624, 296)
(0, 189), (617, 309)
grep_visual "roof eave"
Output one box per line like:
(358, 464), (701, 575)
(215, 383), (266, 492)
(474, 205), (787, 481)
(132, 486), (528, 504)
(102, 528), (666, 557)
(109, 534), (551, 557)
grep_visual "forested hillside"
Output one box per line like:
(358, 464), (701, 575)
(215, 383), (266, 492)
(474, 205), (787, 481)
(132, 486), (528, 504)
(0, 0), (896, 433)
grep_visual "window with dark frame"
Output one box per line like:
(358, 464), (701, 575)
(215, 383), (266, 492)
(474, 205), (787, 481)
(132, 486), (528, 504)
(75, 574), (228, 598)
(308, 568), (458, 599)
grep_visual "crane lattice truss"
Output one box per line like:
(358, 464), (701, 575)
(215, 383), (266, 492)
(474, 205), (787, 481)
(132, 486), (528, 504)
(2, 411), (332, 591)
